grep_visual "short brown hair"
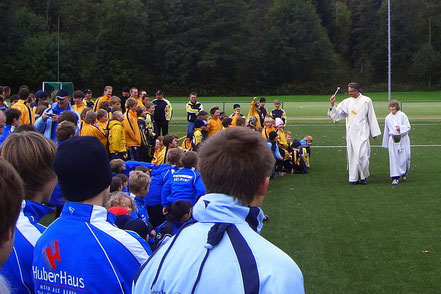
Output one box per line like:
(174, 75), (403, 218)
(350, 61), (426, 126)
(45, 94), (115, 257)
(110, 159), (125, 173)
(163, 134), (176, 148)
(222, 117), (232, 128)
(99, 101), (110, 110)
(84, 111), (97, 124)
(236, 117), (246, 126)
(135, 105), (146, 117)
(80, 107), (92, 120)
(73, 90), (84, 98)
(18, 88), (29, 100)
(389, 100), (400, 111)
(128, 170), (151, 195)
(182, 151), (198, 168)
(145, 102), (154, 110)
(167, 148), (183, 165)
(110, 96), (121, 105)
(0, 158), (24, 241)
(97, 109), (108, 120)
(56, 121), (76, 142)
(126, 98), (137, 110)
(0, 132), (57, 201)
(58, 110), (79, 125)
(198, 127), (274, 205)
(210, 106), (219, 116)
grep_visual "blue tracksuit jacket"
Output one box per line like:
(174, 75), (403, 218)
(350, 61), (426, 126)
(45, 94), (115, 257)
(32, 202), (150, 293)
(0, 200), (52, 294)
(145, 164), (179, 207)
(162, 167), (206, 206)
(129, 193), (149, 225)
(123, 161), (154, 177)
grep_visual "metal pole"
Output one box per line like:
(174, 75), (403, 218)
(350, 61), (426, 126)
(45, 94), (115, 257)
(388, 0), (391, 101)
(57, 16), (60, 82)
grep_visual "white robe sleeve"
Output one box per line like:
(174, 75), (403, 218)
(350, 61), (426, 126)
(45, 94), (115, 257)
(328, 101), (348, 122)
(382, 116), (390, 148)
(367, 99), (381, 138)
(398, 112), (411, 135)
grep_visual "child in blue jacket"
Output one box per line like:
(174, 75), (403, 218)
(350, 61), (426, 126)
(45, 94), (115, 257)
(162, 151), (206, 207)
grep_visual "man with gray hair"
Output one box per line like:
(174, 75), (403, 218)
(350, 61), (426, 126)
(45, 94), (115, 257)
(328, 82), (381, 184)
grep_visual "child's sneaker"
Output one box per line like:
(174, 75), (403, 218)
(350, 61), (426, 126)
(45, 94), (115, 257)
(401, 175), (407, 181)
(392, 179), (399, 185)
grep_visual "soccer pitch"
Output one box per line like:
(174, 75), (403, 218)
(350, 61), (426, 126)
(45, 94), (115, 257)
(168, 118), (441, 293)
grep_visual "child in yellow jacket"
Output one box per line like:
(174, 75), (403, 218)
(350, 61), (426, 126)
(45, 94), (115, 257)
(108, 111), (127, 160)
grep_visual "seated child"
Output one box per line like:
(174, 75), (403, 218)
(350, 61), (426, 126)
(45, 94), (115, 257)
(106, 191), (136, 215)
(153, 200), (192, 250)
(300, 135), (313, 167)
(152, 134), (178, 165)
(162, 151), (206, 207)
(55, 121), (76, 145)
(292, 139), (308, 174)
(192, 119), (207, 151)
(115, 173), (129, 193)
(267, 131), (284, 178)
(110, 176), (123, 192)
(262, 116), (276, 140)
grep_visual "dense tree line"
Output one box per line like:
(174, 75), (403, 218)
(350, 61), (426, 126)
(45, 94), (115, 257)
(1, 0), (440, 95)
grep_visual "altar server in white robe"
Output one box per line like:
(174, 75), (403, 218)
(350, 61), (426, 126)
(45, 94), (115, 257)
(328, 82), (381, 184)
(381, 100), (411, 185)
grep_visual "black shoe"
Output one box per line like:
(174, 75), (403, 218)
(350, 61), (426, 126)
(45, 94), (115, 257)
(263, 215), (269, 222)
(350, 181), (359, 185)
(360, 179), (367, 185)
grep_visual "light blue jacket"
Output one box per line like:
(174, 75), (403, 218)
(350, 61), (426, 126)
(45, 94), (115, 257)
(34, 102), (80, 141)
(133, 193), (304, 294)
(32, 202), (150, 293)
(0, 200), (52, 293)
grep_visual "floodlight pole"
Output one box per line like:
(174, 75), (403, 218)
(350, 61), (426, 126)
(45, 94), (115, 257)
(388, 0), (391, 101)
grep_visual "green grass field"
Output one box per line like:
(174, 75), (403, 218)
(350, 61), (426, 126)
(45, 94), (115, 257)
(166, 91), (441, 119)
(164, 118), (441, 293)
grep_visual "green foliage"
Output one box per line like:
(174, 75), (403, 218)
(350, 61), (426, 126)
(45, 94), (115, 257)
(2, 0), (441, 94)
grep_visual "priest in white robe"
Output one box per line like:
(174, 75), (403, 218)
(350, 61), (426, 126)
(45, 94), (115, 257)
(381, 100), (411, 184)
(328, 82), (381, 184)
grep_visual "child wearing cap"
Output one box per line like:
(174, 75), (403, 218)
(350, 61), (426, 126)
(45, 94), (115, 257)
(271, 99), (287, 125)
(292, 139), (309, 174)
(191, 119), (207, 151)
(162, 151), (205, 207)
(230, 104), (243, 126)
(32, 136), (150, 293)
(267, 131), (284, 178)
(83, 89), (94, 108)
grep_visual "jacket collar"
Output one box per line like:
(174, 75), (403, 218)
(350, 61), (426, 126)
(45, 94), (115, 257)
(192, 193), (264, 234)
(61, 202), (115, 224)
(22, 200), (53, 223)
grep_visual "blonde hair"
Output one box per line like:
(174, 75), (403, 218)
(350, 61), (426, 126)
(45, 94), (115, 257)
(129, 170), (151, 195)
(0, 132), (57, 200)
(110, 96), (121, 105)
(56, 121), (76, 142)
(97, 109), (108, 120)
(264, 116), (275, 125)
(84, 111), (97, 124)
(304, 135), (313, 142)
(105, 192), (136, 212)
(285, 131), (292, 137)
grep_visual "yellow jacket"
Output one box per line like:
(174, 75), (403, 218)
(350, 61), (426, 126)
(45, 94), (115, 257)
(72, 103), (86, 115)
(152, 146), (166, 165)
(261, 126), (276, 140)
(12, 100), (35, 125)
(108, 120), (127, 153)
(247, 101), (261, 128)
(207, 117), (222, 137)
(93, 95), (110, 111)
(123, 110), (141, 147)
(276, 129), (288, 150)
(79, 123), (107, 147)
